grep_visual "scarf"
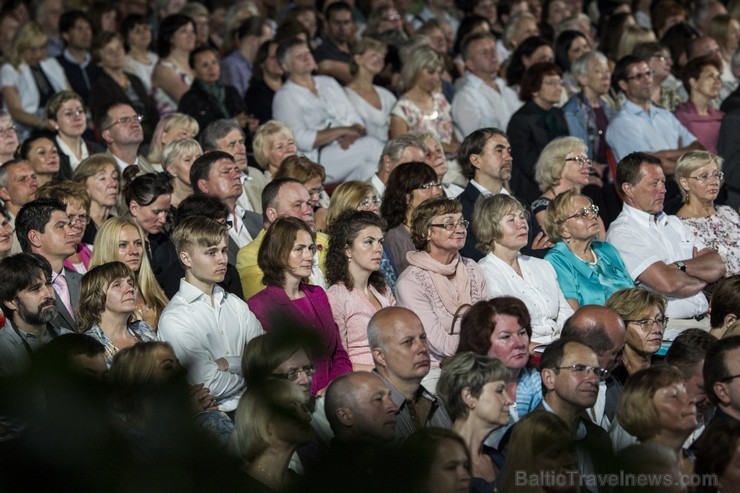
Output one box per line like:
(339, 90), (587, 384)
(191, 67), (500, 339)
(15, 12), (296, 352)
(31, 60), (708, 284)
(406, 251), (472, 316)
(198, 80), (228, 118)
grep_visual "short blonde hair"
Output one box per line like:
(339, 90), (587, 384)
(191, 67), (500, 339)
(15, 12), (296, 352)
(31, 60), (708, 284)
(410, 197), (462, 251)
(231, 381), (308, 461)
(146, 113), (200, 164)
(326, 180), (376, 227)
(172, 216), (228, 258)
(674, 151), (724, 201)
(399, 44), (443, 93)
(535, 136), (588, 192)
(252, 120), (296, 169)
(606, 287), (667, 323)
(161, 138), (203, 174)
(617, 365), (685, 441)
(543, 189), (588, 243)
(9, 21), (47, 67)
(472, 194), (528, 254)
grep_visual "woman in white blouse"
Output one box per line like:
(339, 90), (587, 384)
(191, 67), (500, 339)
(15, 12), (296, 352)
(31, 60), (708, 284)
(344, 38), (397, 143)
(472, 194), (573, 351)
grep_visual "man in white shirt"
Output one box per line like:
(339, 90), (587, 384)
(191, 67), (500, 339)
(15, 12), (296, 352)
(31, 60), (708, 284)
(452, 32), (521, 141)
(159, 216), (264, 413)
(369, 135), (428, 197)
(98, 102), (156, 173)
(606, 152), (726, 330)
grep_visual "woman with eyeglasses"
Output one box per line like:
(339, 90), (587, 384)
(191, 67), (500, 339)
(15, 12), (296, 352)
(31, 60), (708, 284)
(473, 194), (573, 350)
(45, 91), (103, 178)
(36, 180), (94, 274)
(247, 216), (352, 395)
(397, 197), (487, 367)
(674, 151), (739, 276)
(0, 112), (19, 164)
(542, 190), (634, 310)
(380, 162), (444, 276)
(72, 154), (121, 245)
(606, 288), (668, 385)
(326, 211), (396, 372)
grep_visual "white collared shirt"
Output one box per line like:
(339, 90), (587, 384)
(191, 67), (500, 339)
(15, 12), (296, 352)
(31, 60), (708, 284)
(606, 204), (709, 319)
(469, 179), (510, 197)
(228, 205), (254, 248)
(55, 135), (89, 171)
(158, 279), (265, 412)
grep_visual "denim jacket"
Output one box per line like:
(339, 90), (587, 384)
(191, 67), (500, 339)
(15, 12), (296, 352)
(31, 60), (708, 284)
(562, 93), (617, 160)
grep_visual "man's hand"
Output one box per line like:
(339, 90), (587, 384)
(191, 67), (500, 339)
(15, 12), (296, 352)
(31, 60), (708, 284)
(215, 357), (229, 371)
(190, 383), (219, 412)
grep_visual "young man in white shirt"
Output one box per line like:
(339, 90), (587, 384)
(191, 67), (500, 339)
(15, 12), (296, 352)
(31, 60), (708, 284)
(159, 216), (264, 413)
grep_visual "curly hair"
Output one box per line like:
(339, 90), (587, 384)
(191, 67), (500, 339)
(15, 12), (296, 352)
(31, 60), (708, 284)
(380, 161), (437, 230)
(409, 197), (462, 251)
(325, 210), (387, 292)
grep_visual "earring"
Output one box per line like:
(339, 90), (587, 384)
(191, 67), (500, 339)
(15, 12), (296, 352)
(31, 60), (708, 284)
(565, 236), (571, 244)
(347, 256), (352, 262)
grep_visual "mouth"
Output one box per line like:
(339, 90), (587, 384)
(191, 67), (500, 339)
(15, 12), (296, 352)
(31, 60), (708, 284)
(414, 358), (430, 368)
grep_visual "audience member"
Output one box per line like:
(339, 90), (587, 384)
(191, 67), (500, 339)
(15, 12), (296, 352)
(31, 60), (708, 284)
(18, 135), (60, 186)
(56, 11), (99, 104)
(244, 40), (283, 124)
(161, 138), (201, 210)
(98, 102), (155, 174)
(151, 14), (196, 116)
(369, 134), (427, 198)
(674, 55), (724, 153)
(0, 112), (20, 164)
(272, 155), (329, 231)
(314, 2), (355, 84)
(396, 427), (472, 493)
(45, 91), (103, 178)
(146, 112), (198, 170)
(709, 275), (740, 339)
(703, 335), (740, 426)
(0, 203), (15, 260)
(251, 120), (297, 181)
(121, 14), (159, 94)
(220, 17), (272, 99)
(71, 154), (119, 244)
(695, 419), (740, 493)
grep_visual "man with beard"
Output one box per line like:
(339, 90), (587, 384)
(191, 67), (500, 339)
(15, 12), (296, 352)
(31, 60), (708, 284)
(0, 253), (70, 377)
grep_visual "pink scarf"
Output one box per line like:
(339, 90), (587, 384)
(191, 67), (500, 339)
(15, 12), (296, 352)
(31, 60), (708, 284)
(406, 250), (472, 316)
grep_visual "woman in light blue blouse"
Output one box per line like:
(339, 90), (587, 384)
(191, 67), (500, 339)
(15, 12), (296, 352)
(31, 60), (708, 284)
(543, 189), (633, 309)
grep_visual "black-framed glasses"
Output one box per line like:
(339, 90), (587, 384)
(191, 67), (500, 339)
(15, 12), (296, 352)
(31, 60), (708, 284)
(626, 70), (653, 81)
(67, 213), (89, 226)
(720, 374), (740, 383)
(430, 219), (469, 231)
(624, 317), (669, 330)
(556, 364), (610, 380)
(688, 171), (724, 183)
(417, 181), (444, 191)
(105, 114), (143, 130)
(563, 204), (599, 221)
(360, 197), (381, 208)
(565, 155), (592, 168)
(272, 364), (316, 382)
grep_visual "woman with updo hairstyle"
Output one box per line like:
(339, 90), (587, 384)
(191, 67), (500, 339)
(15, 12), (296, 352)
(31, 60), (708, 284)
(507, 62), (569, 204)
(615, 365), (697, 475)
(79, 261), (158, 367)
(397, 196), (487, 366)
(437, 352), (511, 492)
(161, 138), (202, 209)
(344, 37), (397, 144)
(247, 216), (352, 395)
(17, 134), (60, 186)
(380, 161), (443, 275)
(151, 14), (196, 117)
(473, 194), (572, 348)
(72, 153), (120, 244)
(326, 210), (395, 371)
(252, 120), (297, 180)
(146, 113), (199, 170)
(458, 297), (543, 444)
(91, 216), (168, 330)
(231, 381), (312, 491)
(389, 44), (459, 154)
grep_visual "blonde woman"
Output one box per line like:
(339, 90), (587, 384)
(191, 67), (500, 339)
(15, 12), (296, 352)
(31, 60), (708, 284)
(146, 112), (199, 169)
(91, 217), (168, 331)
(252, 120), (297, 180)
(0, 22), (70, 141)
(162, 138), (202, 208)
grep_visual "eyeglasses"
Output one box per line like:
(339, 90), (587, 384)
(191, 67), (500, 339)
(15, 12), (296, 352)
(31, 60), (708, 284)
(624, 317), (669, 330)
(720, 374), (740, 383)
(557, 364), (610, 380)
(67, 213), (89, 226)
(308, 186), (324, 197)
(60, 108), (85, 118)
(563, 204), (599, 221)
(565, 155), (592, 168)
(417, 181), (444, 191)
(688, 171), (724, 183)
(360, 197), (382, 208)
(430, 219), (469, 231)
(272, 364), (316, 382)
(651, 54), (672, 64)
(105, 114), (143, 130)
(0, 125), (17, 137)
(626, 70), (653, 81)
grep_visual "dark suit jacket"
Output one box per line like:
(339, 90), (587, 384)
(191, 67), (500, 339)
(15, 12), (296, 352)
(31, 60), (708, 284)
(230, 210), (263, 266)
(178, 81), (246, 134)
(55, 138), (104, 180)
(53, 268), (81, 332)
(507, 101), (569, 204)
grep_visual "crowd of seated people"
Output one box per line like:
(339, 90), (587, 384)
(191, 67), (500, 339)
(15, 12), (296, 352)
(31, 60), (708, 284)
(1, 0), (740, 490)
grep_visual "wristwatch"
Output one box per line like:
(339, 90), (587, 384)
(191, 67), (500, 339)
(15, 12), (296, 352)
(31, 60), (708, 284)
(674, 261), (687, 272)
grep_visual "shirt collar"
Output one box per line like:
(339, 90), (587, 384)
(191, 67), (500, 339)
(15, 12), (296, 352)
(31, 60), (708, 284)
(623, 98), (654, 116)
(622, 203), (667, 228)
(62, 48), (92, 68)
(178, 278), (227, 304)
(470, 179), (509, 196)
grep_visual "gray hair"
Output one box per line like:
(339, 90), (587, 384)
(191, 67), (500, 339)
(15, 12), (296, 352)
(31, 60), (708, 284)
(199, 119), (244, 152)
(571, 50), (608, 79)
(378, 134), (427, 170)
(0, 158), (27, 189)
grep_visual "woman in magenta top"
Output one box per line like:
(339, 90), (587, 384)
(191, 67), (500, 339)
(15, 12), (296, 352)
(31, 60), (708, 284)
(247, 216), (351, 395)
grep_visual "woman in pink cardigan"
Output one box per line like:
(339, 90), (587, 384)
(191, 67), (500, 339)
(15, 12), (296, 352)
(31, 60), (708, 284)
(247, 216), (351, 395)
(396, 197), (488, 368)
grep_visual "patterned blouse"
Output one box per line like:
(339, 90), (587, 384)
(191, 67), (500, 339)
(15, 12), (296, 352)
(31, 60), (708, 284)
(391, 92), (454, 144)
(679, 205), (740, 276)
(85, 320), (159, 368)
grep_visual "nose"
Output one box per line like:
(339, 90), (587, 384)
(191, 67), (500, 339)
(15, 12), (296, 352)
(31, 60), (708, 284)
(431, 186), (443, 198)
(41, 283), (55, 299)
(385, 396), (399, 414)
(126, 244), (139, 256)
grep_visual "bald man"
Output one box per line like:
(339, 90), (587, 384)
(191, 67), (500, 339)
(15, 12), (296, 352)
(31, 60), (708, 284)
(562, 305), (626, 430)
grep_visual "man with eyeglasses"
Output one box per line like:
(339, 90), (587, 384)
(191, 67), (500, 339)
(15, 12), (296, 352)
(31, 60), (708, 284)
(531, 337), (615, 487)
(606, 55), (702, 211)
(98, 102), (156, 174)
(607, 152), (725, 333)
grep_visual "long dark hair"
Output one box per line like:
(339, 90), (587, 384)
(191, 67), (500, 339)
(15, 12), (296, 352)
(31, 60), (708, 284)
(380, 161), (437, 230)
(326, 210), (387, 292)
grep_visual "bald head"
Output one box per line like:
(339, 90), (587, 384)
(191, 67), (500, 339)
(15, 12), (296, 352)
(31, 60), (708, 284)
(562, 305), (626, 371)
(367, 306), (423, 351)
(325, 372), (398, 442)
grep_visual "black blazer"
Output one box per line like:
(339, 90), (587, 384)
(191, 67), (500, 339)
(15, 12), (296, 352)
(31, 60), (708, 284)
(53, 267), (81, 333)
(55, 138), (104, 180)
(178, 81), (246, 133)
(507, 101), (568, 204)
